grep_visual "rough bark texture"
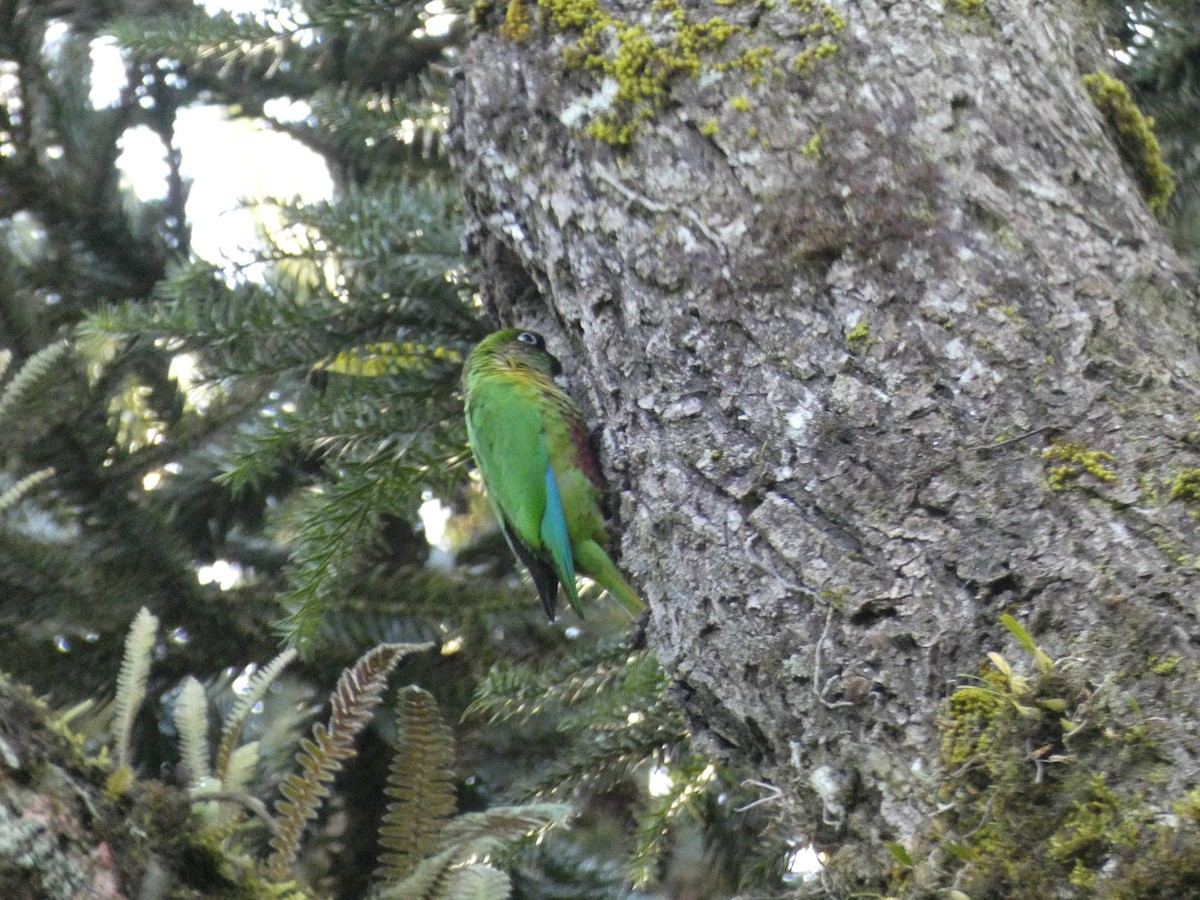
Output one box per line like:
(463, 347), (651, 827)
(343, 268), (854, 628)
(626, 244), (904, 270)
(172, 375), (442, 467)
(0, 675), (239, 899)
(452, 0), (1200, 891)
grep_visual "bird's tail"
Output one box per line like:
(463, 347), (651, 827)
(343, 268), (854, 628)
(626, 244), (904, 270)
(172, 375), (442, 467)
(575, 540), (645, 617)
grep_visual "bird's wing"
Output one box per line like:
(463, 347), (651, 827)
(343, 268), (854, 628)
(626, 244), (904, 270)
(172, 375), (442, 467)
(465, 373), (549, 549)
(466, 371), (578, 617)
(540, 465), (581, 617)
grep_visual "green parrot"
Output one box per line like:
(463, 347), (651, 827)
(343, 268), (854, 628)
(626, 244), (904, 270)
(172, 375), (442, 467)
(462, 328), (644, 620)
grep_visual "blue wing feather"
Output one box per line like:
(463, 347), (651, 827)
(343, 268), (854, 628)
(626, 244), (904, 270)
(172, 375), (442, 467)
(540, 465), (583, 616)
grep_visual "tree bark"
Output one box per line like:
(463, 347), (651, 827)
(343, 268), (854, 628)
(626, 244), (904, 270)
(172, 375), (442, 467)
(452, 0), (1200, 891)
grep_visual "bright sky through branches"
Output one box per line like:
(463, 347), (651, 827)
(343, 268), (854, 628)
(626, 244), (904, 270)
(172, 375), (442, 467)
(91, 0), (455, 265)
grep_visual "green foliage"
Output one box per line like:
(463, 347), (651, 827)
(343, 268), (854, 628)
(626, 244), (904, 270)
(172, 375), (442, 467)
(468, 645), (684, 803)
(79, 178), (483, 650)
(113, 607), (159, 769)
(268, 642), (420, 878)
(468, 642), (786, 892)
(0, 342), (69, 424)
(86, 605), (561, 897)
(377, 686), (459, 880)
(0, 343), (66, 512)
(378, 804), (569, 900)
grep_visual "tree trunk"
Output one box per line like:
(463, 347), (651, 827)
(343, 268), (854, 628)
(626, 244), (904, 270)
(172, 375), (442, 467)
(452, 0), (1200, 892)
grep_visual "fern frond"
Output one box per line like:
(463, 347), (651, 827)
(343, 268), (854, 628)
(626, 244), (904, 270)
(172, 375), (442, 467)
(376, 685), (457, 882)
(438, 864), (512, 900)
(377, 845), (462, 900)
(223, 740), (261, 796)
(0, 341), (69, 425)
(215, 647), (298, 782)
(114, 607), (159, 768)
(266, 641), (426, 879)
(175, 676), (212, 787)
(437, 803), (570, 852)
(0, 468), (55, 514)
(379, 805), (566, 898)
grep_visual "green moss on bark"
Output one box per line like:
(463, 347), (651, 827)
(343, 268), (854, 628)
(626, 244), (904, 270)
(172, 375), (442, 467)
(1083, 71), (1175, 219)
(881, 621), (1200, 898)
(488, 0), (843, 144)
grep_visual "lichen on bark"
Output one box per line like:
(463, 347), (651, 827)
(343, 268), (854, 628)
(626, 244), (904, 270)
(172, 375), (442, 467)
(481, 0), (842, 144)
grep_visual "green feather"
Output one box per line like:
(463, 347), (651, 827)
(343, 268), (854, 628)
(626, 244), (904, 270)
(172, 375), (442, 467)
(463, 329), (645, 620)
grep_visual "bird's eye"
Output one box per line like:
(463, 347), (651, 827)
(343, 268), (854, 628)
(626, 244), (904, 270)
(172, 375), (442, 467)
(517, 331), (543, 348)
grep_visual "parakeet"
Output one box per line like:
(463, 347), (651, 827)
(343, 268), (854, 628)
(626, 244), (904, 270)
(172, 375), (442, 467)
(462, 328), (644, 620)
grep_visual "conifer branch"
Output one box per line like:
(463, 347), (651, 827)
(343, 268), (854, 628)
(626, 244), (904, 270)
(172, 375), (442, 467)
(629, 760), (715, 886)
(0, 341), (69, 425)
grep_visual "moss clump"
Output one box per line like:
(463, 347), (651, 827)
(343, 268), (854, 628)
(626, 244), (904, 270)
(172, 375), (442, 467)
(1147, 655), (1180, 676)
(877, 616), (1200, 899)
(1047, 775), (1143, 868)
(1168, 469), (1200, 506)
(1042, 441), (1117, 490)
(723, 45), (775, 86)
(104, 764), (134, 800)
(938, 678), (1011, 770)
(950, 0), (987, 15)
(845, 320), (877, 352)
(786, 2), (842, 73)
(530, 0), (749, 143)
(501, 0), (532, 40)
(791, 39), (839, 74)
(1083, 71), (1175, 219)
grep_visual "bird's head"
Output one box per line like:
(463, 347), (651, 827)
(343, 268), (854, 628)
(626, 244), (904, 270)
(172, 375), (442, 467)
(475, 328), (564, 377)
